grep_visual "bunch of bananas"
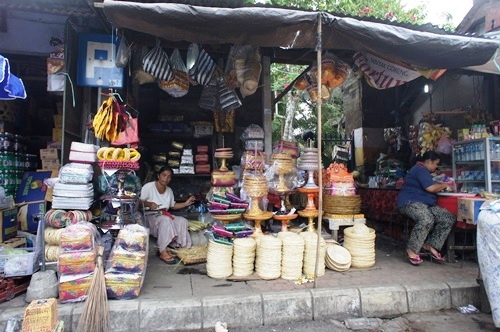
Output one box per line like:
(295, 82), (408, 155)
(418, 122), (451, 153)
(92, 97), (121, 141)
(97, 147), (141, 162)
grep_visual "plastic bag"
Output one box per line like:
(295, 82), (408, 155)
(436, 134), (453, 154)
(116, 35), (131, 68)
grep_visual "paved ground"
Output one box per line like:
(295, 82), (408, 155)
(0, 230), (491, 331)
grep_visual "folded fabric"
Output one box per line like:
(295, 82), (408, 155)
(197, 145), (209, 153)
(69, 150), (97, 164)
(195, 154), (209, 163)
(0, 55), (27, 100)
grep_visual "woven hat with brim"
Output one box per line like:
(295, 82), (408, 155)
(206, 239), (233, 279)
(325, 244), (351, 272)
(0, 55), (26, 100)
(343, 224), (376, 268)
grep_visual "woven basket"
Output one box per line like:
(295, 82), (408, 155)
(173, 245), (208, 265)
(280, 232), (305, 280)
(256, 235), (282, 280)
(206, 240), (233, 279)
(323, 195), (361, 214)
(233, 237), (256, 277)
(300, 232), (326, 277)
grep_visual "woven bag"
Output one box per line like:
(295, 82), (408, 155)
(142, 39), (174, 82)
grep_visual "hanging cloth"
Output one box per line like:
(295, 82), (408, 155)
(0, 55), (27, 100)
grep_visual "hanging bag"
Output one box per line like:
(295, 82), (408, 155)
(188, 45), (217, 86)
(142, 39), (174, 82)
(158, 49), (190, 98)
(111, 117), (140, 148)
(115, 34), (131, 68)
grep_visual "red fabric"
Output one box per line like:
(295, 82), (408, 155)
(161, 210), (175, 220)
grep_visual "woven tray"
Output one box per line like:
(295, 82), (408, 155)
(172, 245), (208, 265)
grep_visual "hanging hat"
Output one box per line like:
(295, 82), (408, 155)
(0, 55), (27, 100)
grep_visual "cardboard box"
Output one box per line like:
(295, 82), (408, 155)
(457, 197), (486, 224)
(41, 159), (60, 171)
(53, 114), (63, 128)
(22, 298), (59, 332)
(40, 148), (60, 160)
(0, 207), (18, 242)
(17, 202), (46, 233)
(15, 172), (53, 204)
(52, 128), (63, 141)
(46, 141), (62, 149)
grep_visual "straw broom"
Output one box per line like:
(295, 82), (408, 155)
(76, 246), (109, 332)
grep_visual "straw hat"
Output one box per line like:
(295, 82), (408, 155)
(343, 224), (376, 268)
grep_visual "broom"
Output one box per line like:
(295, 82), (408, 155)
(76, 246), (109, 332)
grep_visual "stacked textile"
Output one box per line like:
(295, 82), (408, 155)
(105, 224), (149, 299)
(58, 222), (98, 303)
(52, 161), (94, 210)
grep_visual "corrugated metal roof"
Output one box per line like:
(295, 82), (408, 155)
(0, 0), (96, 17)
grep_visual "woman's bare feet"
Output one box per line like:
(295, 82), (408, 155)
(406, 248), (419, 259)
(422, 244), (446, 262)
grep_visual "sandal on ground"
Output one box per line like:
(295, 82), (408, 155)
(160, 256), (178, 265)
(422, 246), (446, 263)
(408, 255), (423, 266)
(426, 250), (446, 263)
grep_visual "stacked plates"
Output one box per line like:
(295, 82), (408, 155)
(206, 239), (233, 279)
(278, 232), (305, 280)
(232, 237), (256, 277)
(325, 244), (351, 272)
(256, 235), (282, 280)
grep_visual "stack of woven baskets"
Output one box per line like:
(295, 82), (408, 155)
(301, 232), (326, 277)
(206, 240), (233, 279)
(343, 224), (376, 268)
(323, 195), (361, 214)
(232, 237), (257, 277)
(278, 232), (305, 280)
(256, 235), (282, 280)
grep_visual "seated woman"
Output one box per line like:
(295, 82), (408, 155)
(397, 151), (455, 266)
(141, 166), (195, 264)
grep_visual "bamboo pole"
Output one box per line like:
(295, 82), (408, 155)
(313, 13), (323, 289)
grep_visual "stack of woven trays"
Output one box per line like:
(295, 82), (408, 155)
(278, 232), (305, 280)
(206, 239), (233, 279)
(323, 195), (361, 214)
(256, 235), (282, 280)
(343, 224), (376, 268)
(300, 232), (326, 277)
(325, 243), (351, 272)
(232, 237), (256, 277)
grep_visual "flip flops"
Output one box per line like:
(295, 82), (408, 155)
(408, 255), (423, 266)
(160, 256), (178, 265)
(427, 251), (446, 263)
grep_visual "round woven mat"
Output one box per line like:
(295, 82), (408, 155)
(256, 235), (282, 280)
(300, 232), (326, 277)
(280, 232), (305, 280)
(325, 244), (351, 272)
(233, 237), (256, 277)
(206, 239), (233, 279)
